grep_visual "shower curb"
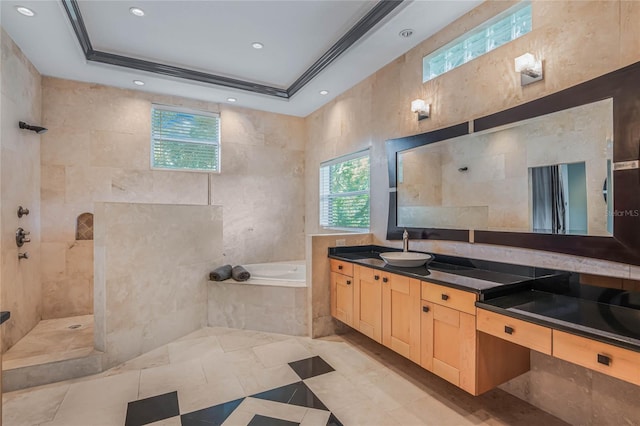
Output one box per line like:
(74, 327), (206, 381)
(2, 350), (104, 392)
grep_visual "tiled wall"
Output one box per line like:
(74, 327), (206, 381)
(303, 1), (640, 423)
(94, 202), (223, 368)
(1, 30), (42, 352)
(40, 78), (306, 319)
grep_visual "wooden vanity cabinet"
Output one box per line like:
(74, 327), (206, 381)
(331, 261), (530, 396)
(382, 275), (421, 363)
(421, 281), (530, 395)
(352, 266), (421, 356)
(330, 260), (354, 326)
(353, 266), (383, 342)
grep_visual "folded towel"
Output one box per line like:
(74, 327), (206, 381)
(209, 264), (232, 281)
(232, 265), (251, 282)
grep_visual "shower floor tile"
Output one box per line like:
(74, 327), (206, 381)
(3, 327), (569, 426)
(3, 314), (94, 370)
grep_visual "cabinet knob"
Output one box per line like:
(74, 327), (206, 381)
(441, 294), (449, 301)
(422, 306), (430, 313)
(374, 275), (380, 281)
(382, 277), (388, 283)
(346, 280), (351, 285)
(504, 326), (514, 335)
(338, 265), (343, 270)
(597, 354), (611, 366)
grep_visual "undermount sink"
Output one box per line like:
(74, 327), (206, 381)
(380, 252), (434, 268)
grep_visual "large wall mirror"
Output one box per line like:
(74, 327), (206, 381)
(386, 61), (640, 265)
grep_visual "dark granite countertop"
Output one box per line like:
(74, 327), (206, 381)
(477, 289), (640, 352)
(330, 245), (640, 352)
(328, 245), (549, 298)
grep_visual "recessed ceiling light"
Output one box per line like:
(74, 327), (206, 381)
(129, 7), (145, 17)
(227, 97), (237, 102)
(399, 29), (414, 38)
(251, 42), (264, 50)
(15, 6), (35, 17)
(319, 90), (329, 95)
(133, 80), (145, 86)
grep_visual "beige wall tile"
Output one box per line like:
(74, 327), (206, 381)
(40, 77), (306, 319)
(1, 30), (43, 351)
(94, 203), (222, 367)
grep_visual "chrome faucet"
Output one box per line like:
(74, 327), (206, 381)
(403, 229), (409, 252)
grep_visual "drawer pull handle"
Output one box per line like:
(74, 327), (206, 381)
(382, 277), (388, 283)
(338, 265), (343, 270)
(441, 294), (449, 301)
(346, 280), (351, 285)
(504, 326), (514, 335)
(597, 354), (611, 366)
(374, 275), (380, 281)
(422, 306), (430, 313)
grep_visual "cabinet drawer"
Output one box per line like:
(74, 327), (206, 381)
(553, 330), (640, 386)
(330, 259), (353, 277)
(357, 265), (383, 282)
(422, 282), (477, 315)
(477, 309), (552, 355)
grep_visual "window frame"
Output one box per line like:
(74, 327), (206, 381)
(319, 149), (371, 232)
(150, 104), (221, 173)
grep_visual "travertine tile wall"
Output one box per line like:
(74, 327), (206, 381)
(307, 233), (372, 338)
(40, 78), (305, 319)
(94, 202), (223, 368)
(304, 1), (640, 423)
(306, 0), (639, 279)
(1, 30), (42, 352)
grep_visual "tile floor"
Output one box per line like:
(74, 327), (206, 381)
(2, 327), (568, 426)
(3, 315), (94, 370)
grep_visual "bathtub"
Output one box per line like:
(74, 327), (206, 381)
(208, 260), (308, 336)
(240, 261), (306, 287)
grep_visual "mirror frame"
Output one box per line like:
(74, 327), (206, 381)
(386, 61), (640, 266)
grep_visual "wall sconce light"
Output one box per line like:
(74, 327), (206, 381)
(514, 53), (543, 86)
(19, 121), (48, 134)
(411, 99), (430, 121)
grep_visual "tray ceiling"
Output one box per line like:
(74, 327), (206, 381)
(1, 0), (482, 116)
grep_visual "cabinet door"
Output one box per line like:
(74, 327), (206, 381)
(421, 302), (476, 394)
(353, 266), (382, 343)
(382, 275), (421, 363)
(330, 272), (353, 326)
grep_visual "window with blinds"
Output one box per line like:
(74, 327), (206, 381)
(423, 3), (532, 82)
(151, 105), (220, 172)
(320, 150), (370, 230)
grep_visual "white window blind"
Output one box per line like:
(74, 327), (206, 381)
(151, 105), (220, 172)
(423, 3), (532, 82)
(320, 150), (370, 230)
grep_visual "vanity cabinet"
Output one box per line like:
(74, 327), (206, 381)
(353, 266), (383, 342)
(420, 289), (477, 393)
(477, 309), (552, 355)
(330, 261), (530, 396)
(553, 330), (640, 386)
(382, 275), (421, 363)
(419, 282), (529, 395)
(352, 266), (421, 356)
(330, 260), (354, 326)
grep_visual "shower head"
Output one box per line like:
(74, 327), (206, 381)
(19, 121), (48, 134)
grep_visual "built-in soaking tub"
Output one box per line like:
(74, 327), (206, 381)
(241, 261), (306, 287)
(207, 260), (307, 336)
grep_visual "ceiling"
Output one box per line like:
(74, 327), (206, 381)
(1, 0), (482, 117)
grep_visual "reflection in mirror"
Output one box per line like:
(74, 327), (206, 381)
(397, 98), (613, 236)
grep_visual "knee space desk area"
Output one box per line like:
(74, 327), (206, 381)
(328, 245), (640, 395)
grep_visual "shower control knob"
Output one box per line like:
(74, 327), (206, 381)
(17, 206), (30, 218)
(15, 228), (31, 247)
